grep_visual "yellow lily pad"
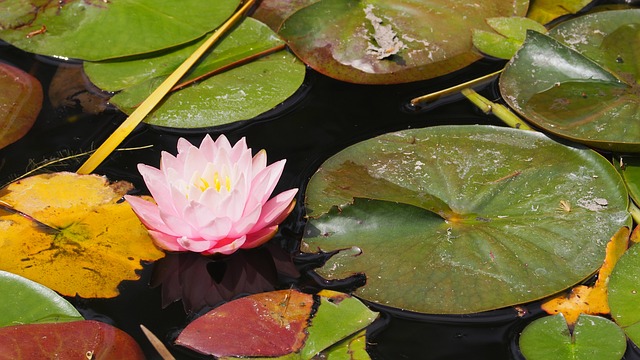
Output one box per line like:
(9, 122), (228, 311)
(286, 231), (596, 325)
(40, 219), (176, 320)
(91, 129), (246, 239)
(0, 172), (164, 298)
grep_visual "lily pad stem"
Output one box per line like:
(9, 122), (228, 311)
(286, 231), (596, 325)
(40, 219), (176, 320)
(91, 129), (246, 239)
(75, 0), (256, 175)
(410, 69), (503, 105)
(461, 88), (533, 130)
(628, 201), (640, 225)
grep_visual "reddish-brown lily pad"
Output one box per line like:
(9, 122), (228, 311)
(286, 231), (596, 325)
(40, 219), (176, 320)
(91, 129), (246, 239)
(0, 62), (42, 150)
(0, 320), (144, 359)
(276, 0), (528, 84)
(176, 290), (313, 357)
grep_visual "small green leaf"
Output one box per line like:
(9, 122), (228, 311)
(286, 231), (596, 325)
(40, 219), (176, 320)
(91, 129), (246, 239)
(299, 291), (377, 359)
(0, 270), (83, 327)
(519, 314), (626, 360)
(473, 17), (547, 59)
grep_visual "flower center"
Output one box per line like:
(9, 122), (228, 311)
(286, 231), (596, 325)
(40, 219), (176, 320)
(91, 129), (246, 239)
(197, 172), (231, 192)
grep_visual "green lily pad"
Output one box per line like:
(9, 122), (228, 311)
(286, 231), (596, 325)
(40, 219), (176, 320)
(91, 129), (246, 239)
(499, 10), (640, 152)
(277, 0), (528, 84)
(518, 314), (627, 360)
(608, 242), (640, 346)
(0, 0), (239, 61)
(0, 270), (83, 327)
(84, 18), (305, 129)
(301, 125), (630, 314)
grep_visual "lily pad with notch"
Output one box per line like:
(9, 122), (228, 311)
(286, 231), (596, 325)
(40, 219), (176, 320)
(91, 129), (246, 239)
(301, 125), (630, 314)
(518, 314), (627, 360)
(499, 10), (640, 152)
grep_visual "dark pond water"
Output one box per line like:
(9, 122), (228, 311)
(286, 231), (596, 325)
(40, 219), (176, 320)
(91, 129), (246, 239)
(2, 2), (640, 358)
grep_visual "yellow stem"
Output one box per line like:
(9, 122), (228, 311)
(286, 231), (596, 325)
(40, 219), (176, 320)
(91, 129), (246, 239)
(629, 201), (640, 227)
(460, 88), (533, 131)
(140, 325), (176, 360)
(410, 69), (503, 106)
(76, 0), (256, 175)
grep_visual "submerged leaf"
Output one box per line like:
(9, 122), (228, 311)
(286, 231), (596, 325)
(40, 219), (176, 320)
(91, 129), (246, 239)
(0, 62), (42, 149)
(0, 172), (165, 298)
(0, 270), (83, 327)
(302, 125), (630, 314)
(527, 0), (595, 25)
(0, 0), (240, 61)
(518, 314), (626, 360)
(0, 320), (145, 359)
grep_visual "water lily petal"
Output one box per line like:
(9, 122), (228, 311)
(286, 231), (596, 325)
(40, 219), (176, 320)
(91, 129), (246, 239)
(177, 236), (215, 253)
(204, 236), (247, 255)
(183, 146), (209, 179)
(198, 134), (216, 160)
(213, 134), (232, 158)
(242, 225), (279, 249)
(251, 149), (267, 174)
(159, 210), (197, 238)
(124, 195), (177, 236)
(138, 164), (178, 213)
(147, 230), (183, 252)
(228, 203), (261, 238)
(249, 160), (286, 205)
(198, 217), (234, 241)
(229, 137), (248, 161)
(249, 188), (298, 233)
(176, 137), (194, 155)
(160, 151), (181, 173)
(223, 174), (250, 221)
(183, 202), (233, 241)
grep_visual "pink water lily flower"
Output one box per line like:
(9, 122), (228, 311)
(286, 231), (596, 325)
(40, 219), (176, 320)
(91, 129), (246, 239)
(125, 135), (298, 255)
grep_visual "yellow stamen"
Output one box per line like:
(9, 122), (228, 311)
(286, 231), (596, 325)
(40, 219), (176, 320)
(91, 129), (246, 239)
(225, 176), (231, 192)
(214, 172), (221, 192)
(197, 177), (210, 192)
